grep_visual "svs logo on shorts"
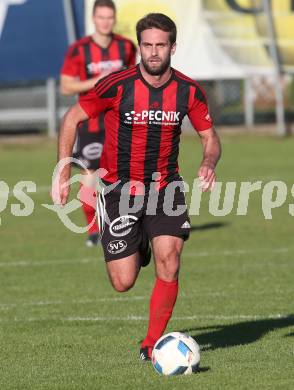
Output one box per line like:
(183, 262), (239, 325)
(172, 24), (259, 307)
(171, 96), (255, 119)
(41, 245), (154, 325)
(109, 215), (138, 237)
(107, 239), (127, 255)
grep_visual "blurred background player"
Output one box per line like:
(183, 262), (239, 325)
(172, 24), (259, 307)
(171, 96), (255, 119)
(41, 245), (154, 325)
(60, 0), (137, 246)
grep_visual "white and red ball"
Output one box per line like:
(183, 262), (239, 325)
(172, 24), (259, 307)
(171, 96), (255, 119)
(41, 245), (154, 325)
(152, 332), (200, 375)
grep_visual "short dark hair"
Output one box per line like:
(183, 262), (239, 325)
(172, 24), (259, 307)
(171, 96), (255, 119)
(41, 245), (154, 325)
(136, 13), (177, 45)
(92, 0), (116, 14)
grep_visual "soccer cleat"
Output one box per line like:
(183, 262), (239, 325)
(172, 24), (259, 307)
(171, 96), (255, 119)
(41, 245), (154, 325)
(139, 229), (151, 267)
(139, 346), (152, 361)
(86, 232), (100, 247)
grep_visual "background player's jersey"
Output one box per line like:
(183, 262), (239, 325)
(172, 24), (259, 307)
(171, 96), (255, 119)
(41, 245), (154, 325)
(61, 34), (136, 133)
(79, 65), (213, 188)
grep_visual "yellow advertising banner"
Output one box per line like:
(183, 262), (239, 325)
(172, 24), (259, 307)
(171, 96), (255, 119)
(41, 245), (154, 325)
(202, 0), (294, 71)
(255, 0), (294, 69)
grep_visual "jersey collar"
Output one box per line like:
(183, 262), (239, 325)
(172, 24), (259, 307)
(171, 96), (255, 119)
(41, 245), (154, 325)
(137, 64), (175, 91)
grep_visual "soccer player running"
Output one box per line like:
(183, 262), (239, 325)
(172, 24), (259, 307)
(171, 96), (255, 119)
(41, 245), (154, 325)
(60, 0), (136, 246)
(53, 13), (221, 360)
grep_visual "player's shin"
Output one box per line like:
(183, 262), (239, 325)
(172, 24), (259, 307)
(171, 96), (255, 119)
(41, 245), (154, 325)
(141, 277), (179, 351)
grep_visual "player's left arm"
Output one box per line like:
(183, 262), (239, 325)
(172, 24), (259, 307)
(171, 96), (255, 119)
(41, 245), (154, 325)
(188, 85), (221, 191)
(197, 127), (221, 192)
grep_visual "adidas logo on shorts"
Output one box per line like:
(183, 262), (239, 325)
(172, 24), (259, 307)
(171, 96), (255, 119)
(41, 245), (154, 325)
(181, 221), (191, 229)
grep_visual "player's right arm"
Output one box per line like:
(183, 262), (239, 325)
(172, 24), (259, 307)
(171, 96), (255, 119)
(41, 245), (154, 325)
(51, 103), (89, 205)
(60, 72), (111, 96)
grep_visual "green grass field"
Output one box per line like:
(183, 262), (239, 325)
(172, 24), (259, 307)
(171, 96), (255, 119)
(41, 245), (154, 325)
(0, 133), (293, 389)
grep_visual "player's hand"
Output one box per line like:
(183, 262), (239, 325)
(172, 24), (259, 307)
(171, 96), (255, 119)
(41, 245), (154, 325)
(51, 175), (70, 206)
(198, 163), (216, 192)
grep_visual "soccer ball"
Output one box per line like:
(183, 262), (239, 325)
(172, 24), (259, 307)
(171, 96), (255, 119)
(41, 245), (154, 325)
(152, 332), (200, 375)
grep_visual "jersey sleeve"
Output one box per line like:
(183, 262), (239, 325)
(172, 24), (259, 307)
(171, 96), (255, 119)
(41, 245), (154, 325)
(61, 44), (81, 77)
(188, 85), (213, 132)
(79, 77), (118, 118)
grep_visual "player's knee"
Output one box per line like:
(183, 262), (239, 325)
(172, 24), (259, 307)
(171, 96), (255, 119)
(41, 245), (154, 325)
(156, 250), (180, 279)
(111, 276), (135, 293)
(157, 250), (180, 267)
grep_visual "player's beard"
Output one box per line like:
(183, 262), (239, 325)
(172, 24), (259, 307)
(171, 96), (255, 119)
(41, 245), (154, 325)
(141, 55), (171, 76)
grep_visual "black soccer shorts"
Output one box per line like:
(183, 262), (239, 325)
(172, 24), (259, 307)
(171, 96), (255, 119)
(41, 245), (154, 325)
(72, 122), (105, 171)
(97, 182), (191, 261)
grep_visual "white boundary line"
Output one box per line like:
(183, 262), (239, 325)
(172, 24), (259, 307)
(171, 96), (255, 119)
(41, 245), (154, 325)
(0, 296), (147, 310)
(183, 247), (290, 258)
(65, 313), (291, 321)
(0, 313), (291, 323)
(0, 246), (291, 268)
(0, 258), (96, 267)
(0, 293), (224, 311)
(1, 289), (292, 311)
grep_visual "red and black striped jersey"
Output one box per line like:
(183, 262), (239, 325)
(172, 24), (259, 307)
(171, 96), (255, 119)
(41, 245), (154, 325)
(61, 34), (136, 135)
(79, 65), (213, 188)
